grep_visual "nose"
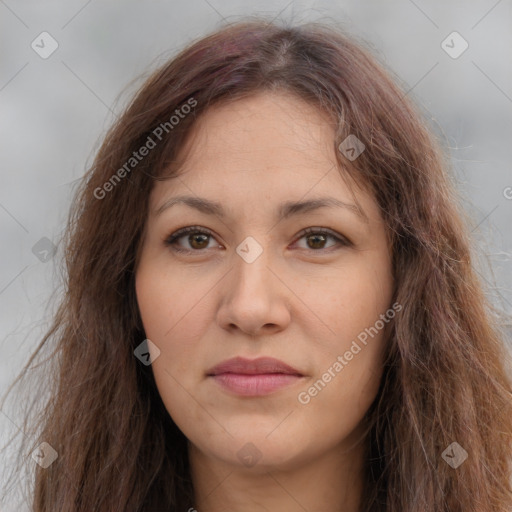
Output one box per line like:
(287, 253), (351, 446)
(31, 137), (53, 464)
(216, 244), (292, 337)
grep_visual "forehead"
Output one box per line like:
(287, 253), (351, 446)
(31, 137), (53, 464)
(149, 91), (377, 222)
(177, 91), (337, 172)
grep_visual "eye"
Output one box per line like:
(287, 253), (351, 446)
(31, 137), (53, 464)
(164, 226), (351, 254)
(293, 227), (351, 251)
(164, 226), (220, 253)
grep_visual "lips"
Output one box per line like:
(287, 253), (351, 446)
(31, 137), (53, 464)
(207, 356), (303, 376)
(207, 356), (304, 396)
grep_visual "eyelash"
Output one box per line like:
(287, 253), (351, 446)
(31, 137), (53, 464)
(164, 225), (351, 254)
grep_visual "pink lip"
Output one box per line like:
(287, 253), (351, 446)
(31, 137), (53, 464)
(207, 357), (304, 397)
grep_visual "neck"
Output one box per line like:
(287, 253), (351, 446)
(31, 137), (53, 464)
(188, 432), (366, 512)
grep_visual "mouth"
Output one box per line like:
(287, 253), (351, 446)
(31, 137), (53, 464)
(206, 356), (304, 397)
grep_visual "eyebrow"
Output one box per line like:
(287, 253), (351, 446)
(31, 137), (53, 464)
(154, 194), (368, 223)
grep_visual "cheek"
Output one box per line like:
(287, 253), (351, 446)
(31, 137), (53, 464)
(300, 256), (392, 413)
(135, 263), (216, 407)
(135, 263), (167, 333)
(135, 268), (208, 430)
(319, 260), (393, 339)
(135, 264), (209, 344)
(298, 321), (387, 438)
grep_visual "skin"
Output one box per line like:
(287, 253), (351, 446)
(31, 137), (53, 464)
(135, 91), (394, 512)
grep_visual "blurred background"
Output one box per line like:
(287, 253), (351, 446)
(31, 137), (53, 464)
(1, 1), (511, 509)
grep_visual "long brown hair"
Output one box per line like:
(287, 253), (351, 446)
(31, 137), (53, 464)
(2, 18), (511, 512)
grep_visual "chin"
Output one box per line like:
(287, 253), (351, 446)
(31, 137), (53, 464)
(204, 428), (313, 471)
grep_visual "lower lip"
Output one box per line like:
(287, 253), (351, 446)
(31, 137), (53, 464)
(210, 373), (303, 396)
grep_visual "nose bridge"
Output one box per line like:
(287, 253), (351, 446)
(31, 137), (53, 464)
(232, 234), (273, 299)
(216, 234), (290, 335)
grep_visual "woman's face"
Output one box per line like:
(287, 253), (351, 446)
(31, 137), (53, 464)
(135, 91), (394, 472)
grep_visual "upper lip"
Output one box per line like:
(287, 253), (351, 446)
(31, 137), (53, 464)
(207, 356), (303, 376)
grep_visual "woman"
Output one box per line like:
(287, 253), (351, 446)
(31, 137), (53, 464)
(2, 19), (511, 512)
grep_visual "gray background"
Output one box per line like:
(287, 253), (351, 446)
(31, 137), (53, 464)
(1, 1), (511, 510)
